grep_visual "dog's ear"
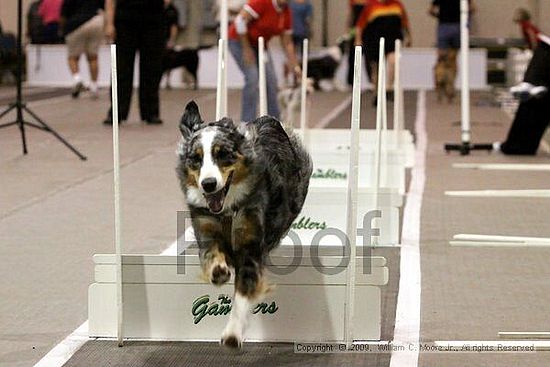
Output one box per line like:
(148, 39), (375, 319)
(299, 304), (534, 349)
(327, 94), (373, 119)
(180, 101), (203, 139)
(218, 117), (235, 129)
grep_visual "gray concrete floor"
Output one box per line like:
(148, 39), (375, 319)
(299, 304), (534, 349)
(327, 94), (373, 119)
(2, 87), (550, 366)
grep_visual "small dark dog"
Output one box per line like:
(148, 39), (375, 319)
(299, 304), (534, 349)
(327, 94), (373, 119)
(306, 38), (347, 91)
(176, 101), (312, 348)
(162, 48), (199, 89)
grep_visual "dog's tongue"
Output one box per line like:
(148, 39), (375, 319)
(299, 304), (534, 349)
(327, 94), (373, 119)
(205, 191), (225, 214)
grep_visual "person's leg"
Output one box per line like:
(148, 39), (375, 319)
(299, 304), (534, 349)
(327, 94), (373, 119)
(86, 54), (99, 97)
(500, 96), (550, 155)
(85, 15), (104, 97)
(65, 30), (86, 98)
(138, 21), (164, 122)
(265, 51), (280, 119)
(107, 20), (138, 122)
(523, 42), (550, 87)
(229, 40), (259, 122)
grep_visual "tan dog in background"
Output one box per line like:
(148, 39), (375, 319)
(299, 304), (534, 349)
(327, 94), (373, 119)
(434, 49), (457, 103)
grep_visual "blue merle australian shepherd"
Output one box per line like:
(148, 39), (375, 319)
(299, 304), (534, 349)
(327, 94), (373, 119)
(176, 101), (312, 348)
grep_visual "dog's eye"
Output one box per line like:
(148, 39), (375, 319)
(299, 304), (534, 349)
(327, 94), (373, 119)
(216, 149), (236, 166)
(187, 153), (201, 169)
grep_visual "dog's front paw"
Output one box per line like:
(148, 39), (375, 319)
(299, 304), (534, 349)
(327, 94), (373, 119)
(211, 264), (231, 285)
(220, 334), (242, 349)
(221, 322), (244, 349)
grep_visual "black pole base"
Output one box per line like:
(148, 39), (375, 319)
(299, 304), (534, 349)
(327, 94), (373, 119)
(444, 142), (493, 156)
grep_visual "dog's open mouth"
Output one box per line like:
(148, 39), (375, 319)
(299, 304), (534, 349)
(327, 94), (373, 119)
(203, 172), (233, 214)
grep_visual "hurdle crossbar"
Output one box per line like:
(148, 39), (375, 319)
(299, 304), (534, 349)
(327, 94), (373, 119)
(110, 44), (124, 347)
(499, 332), (550, 340)
(454, 234), (550, 244)
(258, 37), (267, 116)
(445, 190), (550, 198)
(343, 45), (363, 346)
(453, 163), (550, 171)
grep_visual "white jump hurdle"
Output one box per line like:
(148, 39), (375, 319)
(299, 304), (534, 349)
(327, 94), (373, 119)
(89, 41), (389, 344)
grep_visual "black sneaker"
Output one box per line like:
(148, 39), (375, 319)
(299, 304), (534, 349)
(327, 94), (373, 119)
(72, 82), (85, 99)
(143, 116), (163, 125)
(387, 90), (394, 102)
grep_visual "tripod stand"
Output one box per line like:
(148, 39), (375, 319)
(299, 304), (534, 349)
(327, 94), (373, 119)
(0, 0), (87, 160)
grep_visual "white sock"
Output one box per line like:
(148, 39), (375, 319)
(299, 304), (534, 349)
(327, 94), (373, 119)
(72, 73), (82, 84)
(89, 82), (98, 93)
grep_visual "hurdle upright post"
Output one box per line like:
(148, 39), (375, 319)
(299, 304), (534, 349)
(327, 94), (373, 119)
(372, 38), (386, 247)
(215, 39), (225, 120)
(258, 37), (267, 116)
(300, 38), (309, 142)
(220, 0), (228, 116)
(460, 0), (470, 146)
(444, 0), (492, 154)
(393, 39), (403, 147)
(110, 44), (124, 347)
(344, 45), (362, 346)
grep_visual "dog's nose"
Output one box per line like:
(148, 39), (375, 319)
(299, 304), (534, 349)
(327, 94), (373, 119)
(201, 178), (218, 193)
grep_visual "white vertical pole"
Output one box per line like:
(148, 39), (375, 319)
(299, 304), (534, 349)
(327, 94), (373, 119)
(258, 37), (267, 116)
(344, 46), (362, 346)
(460, 0), (471, 144)
(381, 59), (388, 188)
(110, 44), (123, 347)
(372, 38), (385, 246)
(215, 39), (224, 120)
(220, 0), (228, 116)
(393, 39), (402, 137)
(300, 39), (309, 138)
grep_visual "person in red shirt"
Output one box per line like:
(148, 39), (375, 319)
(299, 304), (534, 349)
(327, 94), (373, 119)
(354, 0), (411, 105)
(228, 0), (300, 122)
(38, 0), (64, 44)
(514, 8), (541, 50)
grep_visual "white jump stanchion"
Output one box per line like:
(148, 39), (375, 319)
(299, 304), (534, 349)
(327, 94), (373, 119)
(393, 39), (403, 147)
(344, 45), (362, 346)
(372, 38), (386, 246)
(215, 39), (225, 120)
(443, 0), (492, 154)
(460, 0), (470, 146)
(300, 39), (309, 140)
(220, 0), (228, 117)
(258, 37), (267, 117)
(109, 44), (124, 347)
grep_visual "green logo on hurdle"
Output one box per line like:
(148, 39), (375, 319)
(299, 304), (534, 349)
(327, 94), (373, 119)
(291, 216), (328, 230)
(311, 168), (347, 179)
(192, 295), (279, 324)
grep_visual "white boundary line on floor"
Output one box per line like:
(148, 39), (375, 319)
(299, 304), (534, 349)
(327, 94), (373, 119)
(452, 163), (550, 171)
(389, 90), (426, 367)
(445, 189), (550, 198)
(315, 94), (353, 128)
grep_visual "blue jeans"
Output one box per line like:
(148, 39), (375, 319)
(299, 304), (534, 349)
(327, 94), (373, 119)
(229, 39), (280, 122)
